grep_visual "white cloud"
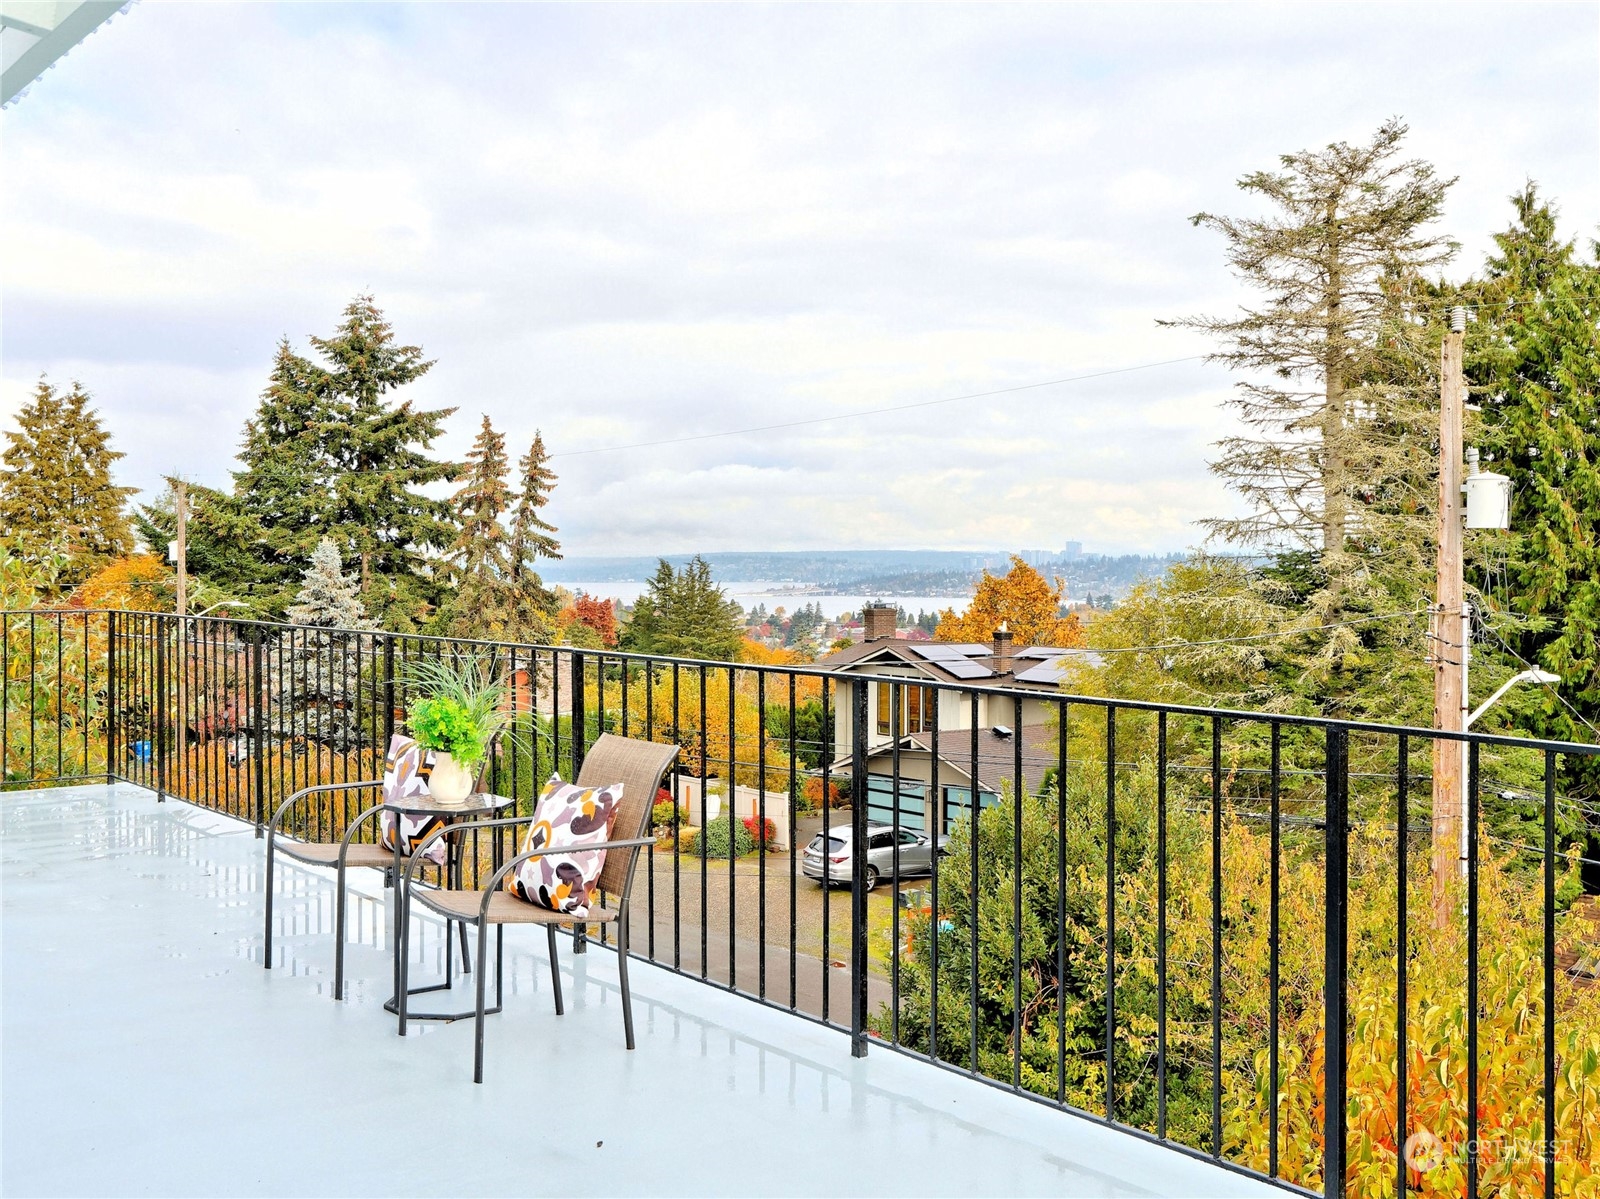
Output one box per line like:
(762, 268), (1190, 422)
(2, 2), (1595, 559)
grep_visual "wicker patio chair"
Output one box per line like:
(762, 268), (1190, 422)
(263, 735), (486, 998)
(398, 733), (679, 1083)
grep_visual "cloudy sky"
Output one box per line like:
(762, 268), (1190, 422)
(3, 2), (1596, 558)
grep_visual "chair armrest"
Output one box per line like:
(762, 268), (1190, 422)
(337, 802), (390, 851)
(268, 780), (383, 837)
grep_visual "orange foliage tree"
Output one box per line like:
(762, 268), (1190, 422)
(71, 554), (175, 612)
(560, 592), (618, 647)
(934, 555), (1084, 647)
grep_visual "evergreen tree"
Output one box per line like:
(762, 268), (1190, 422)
(1466, 185), (1600, 738)
(441, 416), (522, 640)
(271, 537), (373, 750)
(222, 299), (459, 626)
(510, 432), (562, 570)
(314, 296), (458, 622)
(1168, 120), (1455, 601)
(450, 416), (512, 581)
(504, 431), (561, 641)
(0, 378), (133, 584)
(623, 556), (744, 661)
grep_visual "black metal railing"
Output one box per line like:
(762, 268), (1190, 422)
(4, 607), (1597, 1198)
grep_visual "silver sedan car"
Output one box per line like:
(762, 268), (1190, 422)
(801, 822), (948, 891)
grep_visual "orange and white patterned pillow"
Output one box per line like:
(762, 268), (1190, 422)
(377, 735), (448, 866)
(506, 775), (623, 917)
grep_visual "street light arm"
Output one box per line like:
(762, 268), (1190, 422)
(1465, 669), (1561, 728)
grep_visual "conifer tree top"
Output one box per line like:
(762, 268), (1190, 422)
(285, 536), (372, 630)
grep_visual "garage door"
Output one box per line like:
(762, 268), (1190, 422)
(865, 775), (927, 832)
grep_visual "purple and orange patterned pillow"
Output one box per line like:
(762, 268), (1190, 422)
(377, 734), (448, 866)
(506, 775), (623, 917)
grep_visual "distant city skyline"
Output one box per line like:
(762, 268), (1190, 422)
(3, 3), (1595, 556)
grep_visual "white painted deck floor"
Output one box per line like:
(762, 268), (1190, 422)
(2, 784), (1284, 1198)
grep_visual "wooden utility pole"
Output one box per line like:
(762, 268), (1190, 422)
(174, 480), (189, 616)
(1431, 308), (1466, 922)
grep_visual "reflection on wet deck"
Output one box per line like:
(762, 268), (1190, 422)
(2, 784), (1280, 1198)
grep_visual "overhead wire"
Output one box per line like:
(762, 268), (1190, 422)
(1475, 622), (1600, 743)
(1083, 606), (1430, 655)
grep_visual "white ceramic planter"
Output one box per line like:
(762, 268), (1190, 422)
(427, 751), (475, 803)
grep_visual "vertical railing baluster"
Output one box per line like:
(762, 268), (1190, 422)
(1396, 732), (1408, 1199)
(1210, 714), (1223, 1155)
(106, 611), (118, 783)
(1543, 748), (1557, 1199)
(1323, 725), (1349, 1199)
(1467, 739), (1480, 1199)
(1106, 704), (1117, 1121)
(968, 687), (980, 1076)
(787, 672), (797, 1012)
(1157, 709), (1168, 1139)
(1270, 721), (1282, 1177)
(757, 668), (767, 1002)
(155, 617), (168, 802)
(1012, 691), (1023, 1091)
(727, 664), (737, 990)
(251, 632), (266, 835)
(849, 675), (869, 1058)
(930, 695), (942, 1065)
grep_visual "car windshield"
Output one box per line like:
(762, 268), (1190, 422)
(808, 835), (846, 853)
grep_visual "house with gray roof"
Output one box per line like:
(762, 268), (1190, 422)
(816, 605), (1100, 834)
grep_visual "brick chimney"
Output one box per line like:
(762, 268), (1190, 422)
(863, 604), (898, 642)
(993, 621), (1015, 674)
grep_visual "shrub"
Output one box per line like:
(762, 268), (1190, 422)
(802, 775), (849, 809)
(742, 814), (776, 849)
(699, 813), (756, 858)
(652, 797), (678, 829)
(677, 827), (698, 853)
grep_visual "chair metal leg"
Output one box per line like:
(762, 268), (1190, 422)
(546, 925), (564, 1015)
(473, 920), (490, 1084)
(263, 835), (275, 970)
(397, 884), (411, 1036)
(459, 920), (472, 974)
(618, 912), (635, 1050)
(334, 859), (347, 1000)
(496, 926), (504, 1007)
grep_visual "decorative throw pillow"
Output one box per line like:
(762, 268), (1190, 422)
(507, 775), (624, 917)
(377, 734), (448, 866)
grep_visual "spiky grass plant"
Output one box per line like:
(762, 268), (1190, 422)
(406, 655), (517, 773)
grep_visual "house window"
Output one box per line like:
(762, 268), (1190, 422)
(876, 683), (936, 736)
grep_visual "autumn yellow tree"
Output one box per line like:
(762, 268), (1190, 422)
(70, 554), (175, 612)
(934, 556), (1084, 647)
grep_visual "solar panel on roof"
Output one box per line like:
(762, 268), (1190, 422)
(938, 659), (995, 679)
(910, 644), (971, 661)
(1013, 659), (1069, 684)
(1014, 646), (1068, 660)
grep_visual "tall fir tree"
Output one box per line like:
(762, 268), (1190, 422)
(1168, 120), (1456, 607)
(1466, 185), (1600, 740)
(450, 416), (512, 581)
(226, 340), (339, 581)
(442, 416), (518, 639)
(313, 296), (458, 610)
(270, 536), (373, 750)
(221, 298), (459, 626)
(504, 431), (561, 641)
(0, 378), (133, 586)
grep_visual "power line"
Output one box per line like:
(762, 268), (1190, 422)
(547, 355), (1209, 460)
(1086, 607), (1429, 655)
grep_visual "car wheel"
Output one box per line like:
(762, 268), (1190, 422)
(862, 865), (879, 892)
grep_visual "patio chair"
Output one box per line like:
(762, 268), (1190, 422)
(398, 733), (679, 1083)
(263, 734), (481, 998)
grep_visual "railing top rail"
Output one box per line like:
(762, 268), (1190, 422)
(14, 607), (1596, 757)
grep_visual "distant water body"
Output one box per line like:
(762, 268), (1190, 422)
(558, 580), (972, 622)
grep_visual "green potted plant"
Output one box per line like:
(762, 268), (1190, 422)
(406, 657), (513, 803)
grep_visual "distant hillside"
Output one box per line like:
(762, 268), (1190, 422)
(545, 550), (1192, 601)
